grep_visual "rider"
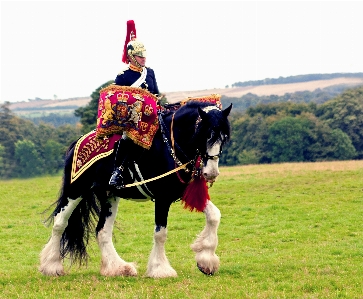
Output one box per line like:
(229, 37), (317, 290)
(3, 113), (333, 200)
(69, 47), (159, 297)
(109, 20), (160, 189)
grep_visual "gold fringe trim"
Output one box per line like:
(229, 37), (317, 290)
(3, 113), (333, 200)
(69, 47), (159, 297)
(125, 131), (151, 149)
(180, 94), (221, 105)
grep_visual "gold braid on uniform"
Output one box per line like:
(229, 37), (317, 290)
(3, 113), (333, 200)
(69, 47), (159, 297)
(129, 63), (143, 72)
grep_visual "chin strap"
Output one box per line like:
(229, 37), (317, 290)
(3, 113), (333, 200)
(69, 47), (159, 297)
(128, 55), (143, 69)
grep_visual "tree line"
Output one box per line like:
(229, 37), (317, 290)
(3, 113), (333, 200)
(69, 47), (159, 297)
(231, 72), (363, 87)
(1, 83), (362, 179)
(219, 86), (363, 165)
(0, 79), (167, 179)
(220, 85), (356, 114)
(0, 102), (82, 178)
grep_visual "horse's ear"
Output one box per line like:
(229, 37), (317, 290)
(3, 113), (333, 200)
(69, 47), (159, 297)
(198, 107), (208, 119)
(222, 104), (232, 118)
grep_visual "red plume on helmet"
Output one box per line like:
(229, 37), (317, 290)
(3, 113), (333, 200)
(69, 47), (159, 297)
(122, 20), (137, 63)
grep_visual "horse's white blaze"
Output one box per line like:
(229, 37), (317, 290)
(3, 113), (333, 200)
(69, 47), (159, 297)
(146, 227), (177, 278)
(203, 142), (221, 181)
(98, 197), (137, 276)
(39, 197), (82, 276)
(191, 200), (221, 274)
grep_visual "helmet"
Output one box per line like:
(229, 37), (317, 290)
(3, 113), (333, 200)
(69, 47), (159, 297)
(127, 40), (147, 59)
(122, 20), (147, 65)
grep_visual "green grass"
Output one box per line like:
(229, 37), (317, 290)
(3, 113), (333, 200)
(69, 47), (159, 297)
(1, 161), (363, 298)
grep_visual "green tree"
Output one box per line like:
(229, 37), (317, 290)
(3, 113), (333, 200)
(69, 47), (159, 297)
(316, 86), (363, 157)
(75, 80), (114, 133)
(329, 129), (357, 160)
(0, 102), (24, 177)
(43, 139), (64, 174)
(220, 113), (271, 165)
(55, 123), (82, 152)
(14, 140), (43, 177)
(268, 117), (312, 163)
(0, 144), (5, 177)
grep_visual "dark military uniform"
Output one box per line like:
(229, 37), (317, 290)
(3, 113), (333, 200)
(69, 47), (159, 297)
(109, 65), (160, 189)
(115, 66), (160, 95)
(110, 19), (161, 188)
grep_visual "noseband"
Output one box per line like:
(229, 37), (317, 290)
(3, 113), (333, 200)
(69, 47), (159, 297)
(204, 152), (222, 161)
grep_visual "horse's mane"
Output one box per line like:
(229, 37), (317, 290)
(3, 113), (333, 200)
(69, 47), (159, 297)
(162, 101), (230, 149)
(162, 101), (219, 117)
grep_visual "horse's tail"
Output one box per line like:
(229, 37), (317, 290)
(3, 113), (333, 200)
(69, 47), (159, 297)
(60, 189), (100, 265)
(45, 139), (101, 265)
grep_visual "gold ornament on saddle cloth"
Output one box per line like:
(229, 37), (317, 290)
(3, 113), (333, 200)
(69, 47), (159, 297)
(96, 85), (159, 149)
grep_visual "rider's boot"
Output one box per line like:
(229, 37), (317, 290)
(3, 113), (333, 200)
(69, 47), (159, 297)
(109, 165), (126, 189)
(109, 138), (143, 189)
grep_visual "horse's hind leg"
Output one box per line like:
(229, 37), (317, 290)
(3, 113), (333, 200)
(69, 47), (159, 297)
(96, 195), (137, 277)
(39, 197), (82, 276)
(191, 200), (221, 275)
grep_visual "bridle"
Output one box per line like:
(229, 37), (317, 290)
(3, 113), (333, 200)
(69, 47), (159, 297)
(193, 114), (224, 162)
(123, 107), (225, 188)
(159, 107), (225, 183)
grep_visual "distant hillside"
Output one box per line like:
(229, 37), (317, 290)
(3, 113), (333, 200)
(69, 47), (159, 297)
(7, 73), (363, 116)
(231, 72), (363, 87)
(164, 77), (363, 103)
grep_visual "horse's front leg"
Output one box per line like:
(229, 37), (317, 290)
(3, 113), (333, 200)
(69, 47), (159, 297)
(97, 196), (137, 276)
(146, 200), (177, 278)
(39, 197), (82, 276)
(191, 200), (221, 275)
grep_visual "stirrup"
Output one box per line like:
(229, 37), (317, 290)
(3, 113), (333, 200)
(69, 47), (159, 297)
(109, 166), (125, 189)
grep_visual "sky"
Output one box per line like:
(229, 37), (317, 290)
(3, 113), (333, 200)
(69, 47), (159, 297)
(1, 0), (363, 103)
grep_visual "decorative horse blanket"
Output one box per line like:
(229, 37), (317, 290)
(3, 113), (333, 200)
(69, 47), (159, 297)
(96, 85), (159, 150)
(71, 131), (122, 183)
(70, 92), (222, 184)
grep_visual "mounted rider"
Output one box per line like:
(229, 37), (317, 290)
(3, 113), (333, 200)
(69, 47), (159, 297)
(107, 20), (161, 189)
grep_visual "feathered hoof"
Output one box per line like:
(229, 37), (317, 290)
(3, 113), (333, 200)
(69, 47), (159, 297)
(197, 263), (214, 276)
(100, 262), (138, 277)
(146, 266), (177, 278)
(39, 264), (65, 276)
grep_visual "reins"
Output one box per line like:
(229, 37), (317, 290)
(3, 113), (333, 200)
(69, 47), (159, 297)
(124, 161), (191, 188)
(171, 112), (194, 184)
(122, 110), (195, 188)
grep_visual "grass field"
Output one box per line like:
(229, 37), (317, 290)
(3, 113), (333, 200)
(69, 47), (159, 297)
(1, 161), (362, 298)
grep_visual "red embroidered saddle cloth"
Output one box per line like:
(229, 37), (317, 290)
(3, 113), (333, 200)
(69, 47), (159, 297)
(71, 131), (122, 183)
(96, 85), (159, 149)
(71, 93), (222, 184)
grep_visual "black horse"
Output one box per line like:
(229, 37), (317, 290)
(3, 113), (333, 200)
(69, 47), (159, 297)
(40, 100), (232, 278)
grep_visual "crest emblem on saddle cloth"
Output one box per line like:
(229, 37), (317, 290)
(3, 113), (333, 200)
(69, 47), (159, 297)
(95, 85), (159, 149)
(144, 104), (154, 116)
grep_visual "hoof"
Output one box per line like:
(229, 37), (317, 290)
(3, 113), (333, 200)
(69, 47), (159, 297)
(100, 261), (138, 277)
(39, 265), (65, 276)
(197, 263), (214, 276)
